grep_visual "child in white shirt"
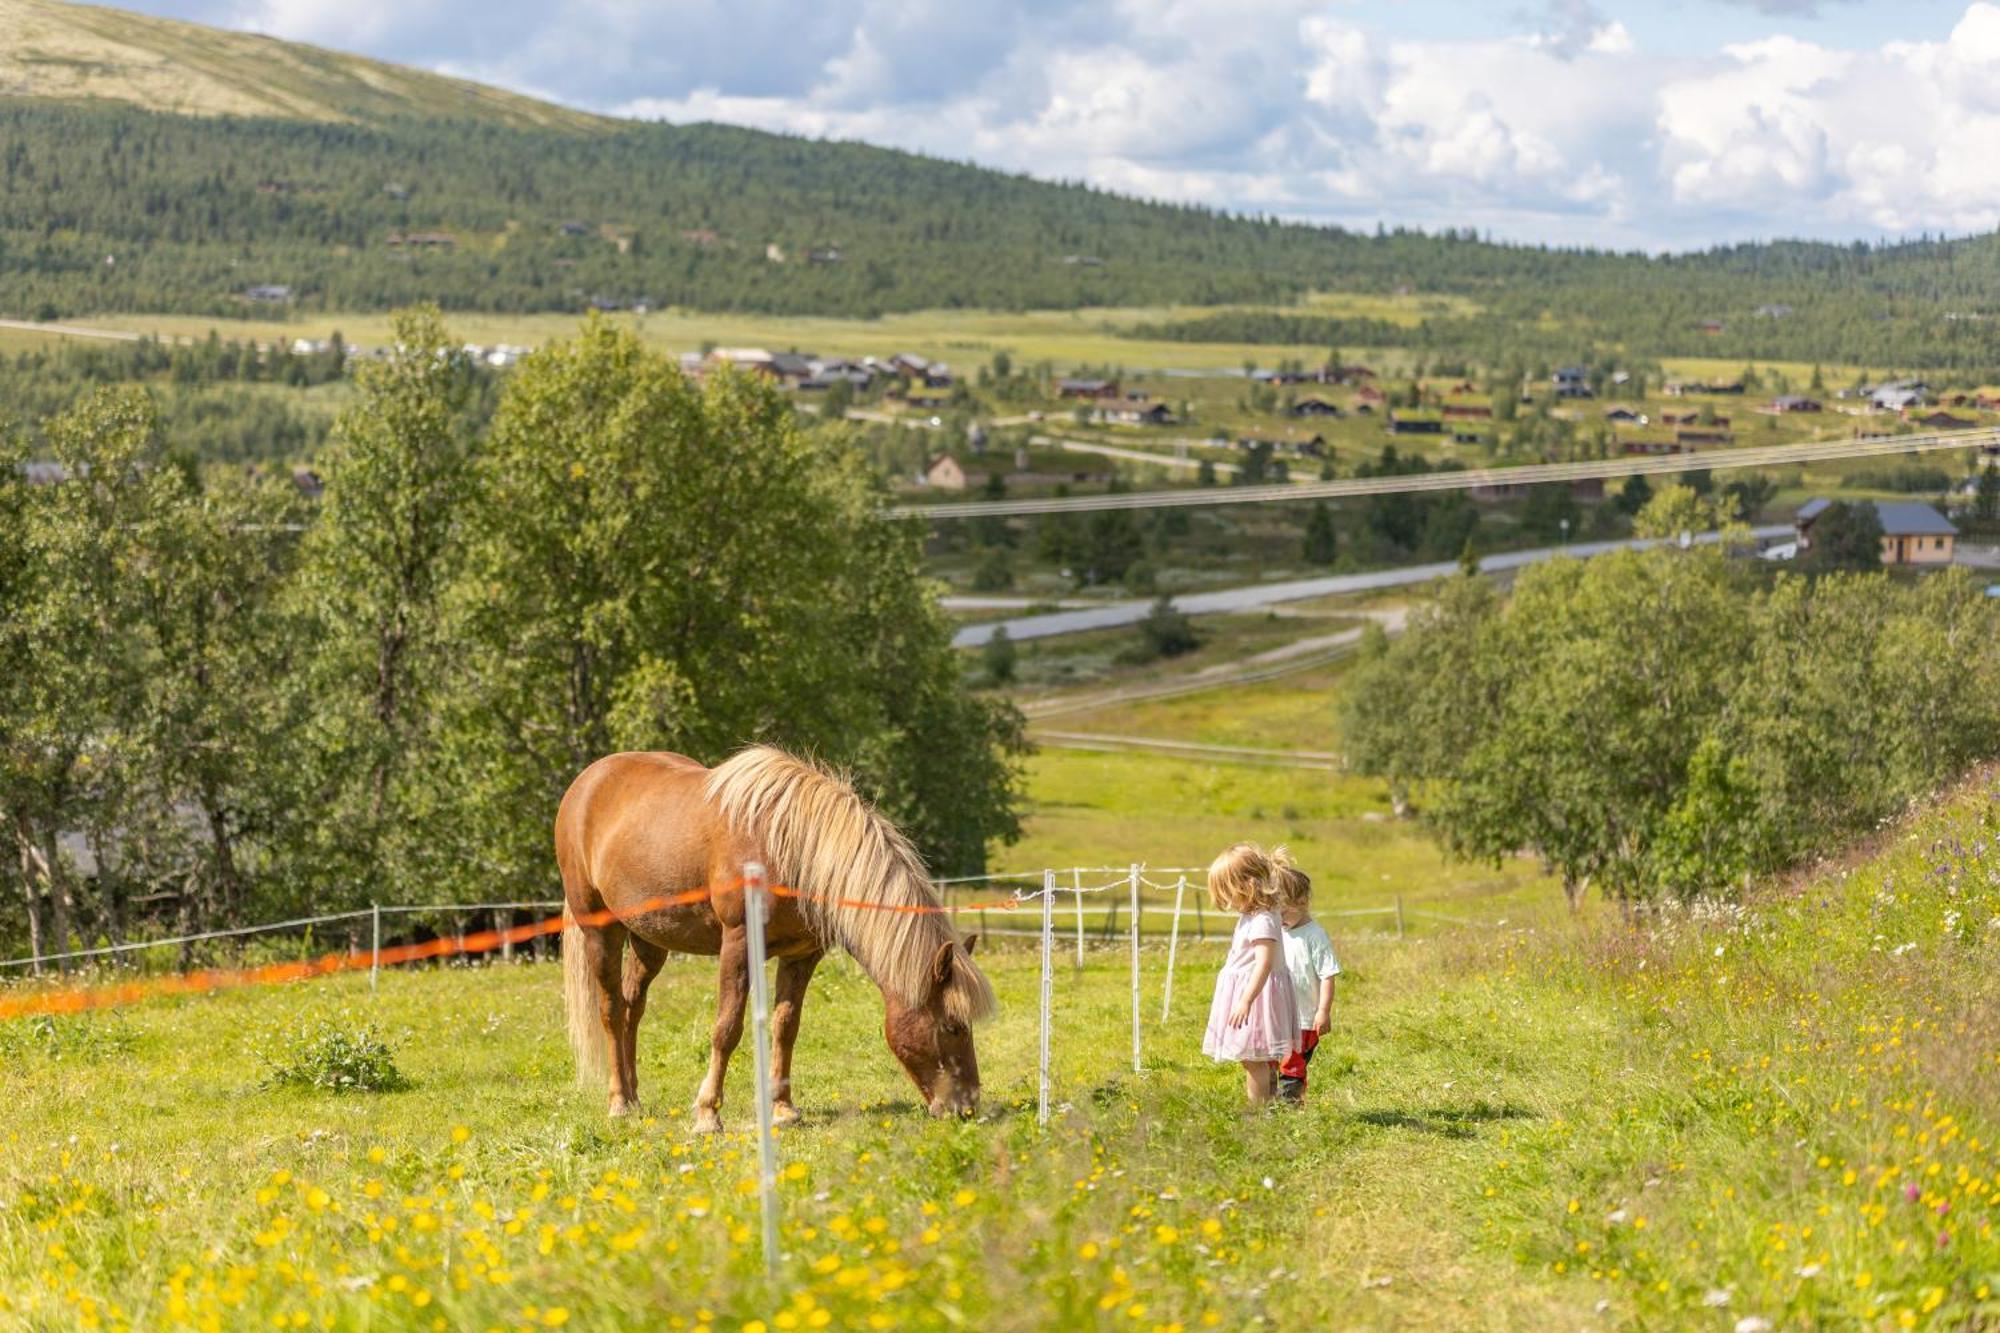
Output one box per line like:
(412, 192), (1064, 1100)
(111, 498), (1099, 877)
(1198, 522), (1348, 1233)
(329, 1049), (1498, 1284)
(1272, 852), (1340, 1103)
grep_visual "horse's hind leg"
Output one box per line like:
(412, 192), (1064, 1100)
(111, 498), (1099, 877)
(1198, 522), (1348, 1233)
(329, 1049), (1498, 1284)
(619, 937), (668, 1113)
(770, 951), (822, 1126)
(583, 921), (636, 1117)
(692, 927), (749, 1134)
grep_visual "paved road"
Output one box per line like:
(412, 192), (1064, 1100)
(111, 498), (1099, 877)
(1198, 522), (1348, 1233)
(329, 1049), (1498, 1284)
(0, 317), (147, 343)
(902, 428), (1999, 518)
(952, 526), (1789, 647)
(1029, 731), (1340, 770)
(1037, 433), (1238, 476)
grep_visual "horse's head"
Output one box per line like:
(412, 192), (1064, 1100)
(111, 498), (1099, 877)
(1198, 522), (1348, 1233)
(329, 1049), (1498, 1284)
(883, 935), (983, 1118)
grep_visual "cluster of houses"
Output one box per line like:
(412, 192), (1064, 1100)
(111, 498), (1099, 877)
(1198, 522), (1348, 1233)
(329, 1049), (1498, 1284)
(1053, 379), (1182, 426)
(695, 348), (950, 395)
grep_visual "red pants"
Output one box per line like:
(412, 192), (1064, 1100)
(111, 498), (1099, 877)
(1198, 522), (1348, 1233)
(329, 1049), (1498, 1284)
(1277, 1028), (1319, 1100)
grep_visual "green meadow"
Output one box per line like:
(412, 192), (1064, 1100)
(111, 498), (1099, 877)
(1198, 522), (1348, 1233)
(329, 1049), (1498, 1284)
(6, 762), (1999, 1329)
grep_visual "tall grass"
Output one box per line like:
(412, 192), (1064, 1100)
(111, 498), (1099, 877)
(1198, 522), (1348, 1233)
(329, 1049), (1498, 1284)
(3, 779), (1996, 1326)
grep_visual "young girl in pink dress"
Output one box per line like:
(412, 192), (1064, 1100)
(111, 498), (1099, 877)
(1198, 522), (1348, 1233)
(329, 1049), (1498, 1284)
(1201, 842), (1300, 1104)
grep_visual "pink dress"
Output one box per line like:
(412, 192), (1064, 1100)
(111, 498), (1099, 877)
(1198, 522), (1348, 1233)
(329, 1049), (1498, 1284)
(1202, 910), (1300, 1063)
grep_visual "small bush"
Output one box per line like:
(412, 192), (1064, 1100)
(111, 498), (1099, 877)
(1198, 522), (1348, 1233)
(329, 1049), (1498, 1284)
(259, 1017), (409, 1093)
(981, 627), (1017, 685)
(0, 1013), (134, 1062)
(1136, 596), (1200, 659)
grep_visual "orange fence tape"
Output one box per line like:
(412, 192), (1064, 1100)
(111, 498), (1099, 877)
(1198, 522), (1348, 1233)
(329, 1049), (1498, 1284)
(0, 878), (1039, 1022)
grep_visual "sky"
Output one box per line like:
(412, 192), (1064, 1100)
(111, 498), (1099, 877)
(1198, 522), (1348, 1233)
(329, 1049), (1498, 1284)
(110, 0), (2000, 252)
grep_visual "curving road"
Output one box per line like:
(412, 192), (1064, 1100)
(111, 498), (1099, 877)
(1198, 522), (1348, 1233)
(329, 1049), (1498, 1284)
(951, 526), (1789, 647)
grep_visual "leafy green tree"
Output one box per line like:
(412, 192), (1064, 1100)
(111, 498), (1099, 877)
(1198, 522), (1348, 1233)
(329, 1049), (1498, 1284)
(1520, 484), (1580, 543)
(1302, 502), (1337, 565)
(971, 548), (1013, 592)
(1079, 508), (1144, 587)
(0, 421), (48, 964)
(1799, 500), (1885, 573)
(1428, 548), (1744, 906)
(1341, 574), (1500, 821)
(290, 306), (479, 904)
(1721, 472), (1778, 523)
(124, 466), (305, 928)
(1419, 492), (1479, 559)
(982, 628), (1017, 686)
(446, 318), (1023, 881)
(1616, 473), (1653, 516)
(1135, 597), (1201, 660)
(7, 389), (166, 964)
(1345, 546), (2000, 908)
(821, 376), (854, 420)
(1633, 483), (1724, 542)
(1975, 463), (1999, 524)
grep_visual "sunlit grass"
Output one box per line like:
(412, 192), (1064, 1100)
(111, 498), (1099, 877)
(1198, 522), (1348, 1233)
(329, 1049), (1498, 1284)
(6, 776), (2000, 1327)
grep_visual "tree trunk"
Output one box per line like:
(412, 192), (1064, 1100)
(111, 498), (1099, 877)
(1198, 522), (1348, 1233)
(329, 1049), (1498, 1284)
(37, 831), (70, 972)
(177, 884), (196, 973)
(1562, 875), (1587, 914)
(91, 829), (124, 947)
(202, 798), (245, 928)
(14, 829), (44, 976)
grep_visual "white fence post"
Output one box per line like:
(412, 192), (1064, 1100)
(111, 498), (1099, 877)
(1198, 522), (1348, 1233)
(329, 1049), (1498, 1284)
(743, 862), (781, 1282)
(1128, 864), (1141, 1073)
(1161, 875), (1186, 1024)
(369, 903), (381, 993)
(1039, 869), (1054, 1128)
(1072, 868), (1084, 969)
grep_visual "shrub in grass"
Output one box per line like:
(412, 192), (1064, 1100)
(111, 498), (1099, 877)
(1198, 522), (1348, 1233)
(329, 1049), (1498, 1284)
(1118, 596), (1201, 664)
(0, 1013), (134, 1062)
(259, 1017), (409, 1093)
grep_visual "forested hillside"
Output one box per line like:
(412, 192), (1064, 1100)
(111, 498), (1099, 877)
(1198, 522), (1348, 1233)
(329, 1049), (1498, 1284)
(1126, 234), (2000, 371)
(7, 2), (2000, 368)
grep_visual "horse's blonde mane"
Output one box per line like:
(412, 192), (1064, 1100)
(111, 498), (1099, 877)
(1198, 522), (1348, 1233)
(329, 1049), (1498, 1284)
(704, 745), (996, 1023)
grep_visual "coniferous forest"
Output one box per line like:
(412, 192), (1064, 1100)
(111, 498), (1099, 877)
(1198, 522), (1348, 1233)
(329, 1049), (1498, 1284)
(2, 99), (2000, 372)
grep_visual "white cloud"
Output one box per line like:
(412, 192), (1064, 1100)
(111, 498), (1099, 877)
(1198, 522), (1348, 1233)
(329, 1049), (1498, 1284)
(133, 1), (2000, 249)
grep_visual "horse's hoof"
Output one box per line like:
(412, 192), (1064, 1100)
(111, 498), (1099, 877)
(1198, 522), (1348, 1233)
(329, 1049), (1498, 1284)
(692, 1109), (723, 1135)
(772, 1102), (802, 1128)
(608, 1097), (640, 1119)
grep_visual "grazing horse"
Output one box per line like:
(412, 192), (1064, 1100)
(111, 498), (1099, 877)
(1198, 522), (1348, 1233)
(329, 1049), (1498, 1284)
(555, 745), (996, 1130)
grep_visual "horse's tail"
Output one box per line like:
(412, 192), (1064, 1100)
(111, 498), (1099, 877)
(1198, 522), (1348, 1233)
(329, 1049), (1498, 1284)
(562, 906), (607, 1088)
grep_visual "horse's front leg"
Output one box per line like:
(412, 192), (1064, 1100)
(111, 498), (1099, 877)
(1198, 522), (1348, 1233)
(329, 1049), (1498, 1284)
(770, 951), (822, 1127)
(692, 927), (749, 1134)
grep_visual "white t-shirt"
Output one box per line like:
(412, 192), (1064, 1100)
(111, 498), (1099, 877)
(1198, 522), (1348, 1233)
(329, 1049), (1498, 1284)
(1281, 918), (1341, 1022)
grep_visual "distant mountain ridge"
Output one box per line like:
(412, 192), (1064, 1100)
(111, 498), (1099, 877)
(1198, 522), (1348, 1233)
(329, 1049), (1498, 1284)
(0, 0), (605, 128)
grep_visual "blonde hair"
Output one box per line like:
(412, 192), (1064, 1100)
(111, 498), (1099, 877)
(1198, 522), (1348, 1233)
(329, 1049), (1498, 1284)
(1270, 846), (1312, 908)
(1207, 842), (1280, 915)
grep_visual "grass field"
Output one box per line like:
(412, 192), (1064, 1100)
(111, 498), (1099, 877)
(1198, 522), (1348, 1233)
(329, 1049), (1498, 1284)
(990, 612), (1360, 697)
(83, 307), (1336, 375)
(7, 768), (1999, 1329)
(76, 290), (1479, 376)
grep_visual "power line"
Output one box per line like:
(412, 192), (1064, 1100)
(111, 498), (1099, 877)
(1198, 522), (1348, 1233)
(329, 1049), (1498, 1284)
(891, 426), (1999, 519)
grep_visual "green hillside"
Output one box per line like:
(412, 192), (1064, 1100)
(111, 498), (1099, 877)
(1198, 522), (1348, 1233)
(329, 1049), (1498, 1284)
(0, 0), (605, 128)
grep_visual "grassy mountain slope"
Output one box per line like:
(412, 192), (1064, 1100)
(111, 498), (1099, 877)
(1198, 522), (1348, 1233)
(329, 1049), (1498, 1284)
(0, 0), (604, 128)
